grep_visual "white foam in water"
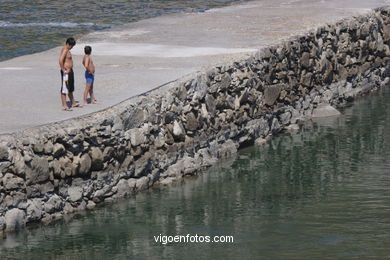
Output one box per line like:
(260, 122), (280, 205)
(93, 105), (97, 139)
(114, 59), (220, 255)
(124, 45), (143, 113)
(72, 42), (257, 58)
(0, 67), (32, 70)
(0, 21), (97, 28)
(90, 30), (150, 38)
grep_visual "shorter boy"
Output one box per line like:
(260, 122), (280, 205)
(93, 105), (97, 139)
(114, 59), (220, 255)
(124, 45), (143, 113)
(82, 45), (97, 106)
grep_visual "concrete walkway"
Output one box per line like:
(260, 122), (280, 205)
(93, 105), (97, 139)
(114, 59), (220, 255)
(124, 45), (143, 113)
(0, 0), (388, 134)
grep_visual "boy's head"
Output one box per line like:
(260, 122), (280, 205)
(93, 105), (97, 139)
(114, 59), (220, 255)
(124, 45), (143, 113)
(84, 46), (92, 55)
(66, 37), (76, 48)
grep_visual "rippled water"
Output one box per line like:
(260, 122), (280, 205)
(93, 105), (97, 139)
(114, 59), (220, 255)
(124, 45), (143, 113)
(1, 85), (390, 258)
(0, 0), (247, 61)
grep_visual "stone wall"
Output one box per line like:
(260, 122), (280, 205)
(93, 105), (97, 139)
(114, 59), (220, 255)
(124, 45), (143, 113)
(1, 7), (390, 233)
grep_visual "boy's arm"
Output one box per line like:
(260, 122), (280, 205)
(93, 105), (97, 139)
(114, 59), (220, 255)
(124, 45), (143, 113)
(59, 49), (67, 72)
(84, 56), (91, 73)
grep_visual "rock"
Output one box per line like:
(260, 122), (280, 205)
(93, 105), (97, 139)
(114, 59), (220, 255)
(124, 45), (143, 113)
(72, 134), (84, 144)
(134, 154), (152, 177)
(312, 104), (341, 118)
(175, 84), (187, 101)
(26, 182), (54, 198)
(116, 179), (130, 197)
(26, 199), (43, 222)
(255, 138), (267, 146)
(205, 94), (216, 116)
(68, 186), (83, 202)
(103, 147), (115, 161)
(279, 111), (291, 126)
(163, 111), (175, 124)
(32, 142), (44, 153)
(112, 116), (124, 132)
(126, 128), (146, 147)
(184, 112), (198, 131)
(5, 208), (26, 231)
(383, 24), (390, 41)
(26, 156), (50, 184)
(264, 84), (283, 106)
(319, 55), (333, 83)
(86, 200), (96, 210)
(154, 132), (166, 148)
(285, 124), (300, 131)
(50, 159), (62, 178)
(160, 177), (175, 186)
(44, 194), (64, 214)
(3, 173), (25, 191)
(0, 217), (5, 231)
(12, 151), (26, 176)
(121, 155), (134, 169)
(246, 118), (270, 138)
(3, 192), (26, 209)
(90, 147), (103, 171)
(79, 153), (91, 176)
(53, 143), (65, 158)
(135, 176), (149, 191)
(0, 145), (9, 161)
(172, 120), (185, 141)
(217, 140), (238, 158)
(191, 74), (208, 101)
(0, 161), (11, 174)
(300, 72), (313, 87)
(270, 118), (281, 132)
(300, 52), (311, 68)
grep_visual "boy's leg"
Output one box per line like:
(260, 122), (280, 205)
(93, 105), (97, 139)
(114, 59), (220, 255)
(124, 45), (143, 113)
(89, 82), (98, 104)
(60, 70), (71, 110)
(67, 70), (79, 107)
(61, 93), (71, 110)
(68, 92), (79, 107)
(83, 82), (92, 106)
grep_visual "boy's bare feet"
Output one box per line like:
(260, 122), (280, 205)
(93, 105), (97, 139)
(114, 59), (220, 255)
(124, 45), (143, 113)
(63, 107), (73, 111)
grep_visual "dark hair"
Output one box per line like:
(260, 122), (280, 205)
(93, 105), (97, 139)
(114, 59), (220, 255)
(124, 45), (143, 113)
(66, 37), (76, 46)
(84, 46), (92, 55)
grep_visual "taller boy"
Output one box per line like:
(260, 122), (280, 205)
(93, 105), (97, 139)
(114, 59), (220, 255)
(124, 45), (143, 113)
(59, 37), (78, 110)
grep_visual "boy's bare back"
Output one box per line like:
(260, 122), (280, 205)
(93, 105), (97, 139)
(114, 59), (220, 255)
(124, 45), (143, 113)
(83, 55), (95, 74)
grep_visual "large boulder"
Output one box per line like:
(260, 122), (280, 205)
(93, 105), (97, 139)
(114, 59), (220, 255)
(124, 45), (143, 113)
(26, 199), (43, 222)
(26, 156), (50, 184)
(0, 145), (9, 161)
(90, 147), (103, 171)
(5, 208), (26, 231)
(264, 84), (283, 106)
(3, 173), (25, 191)
(79, 153), (92, 176)
(312, 104), (341, 118)
(172, 120), (185, 141)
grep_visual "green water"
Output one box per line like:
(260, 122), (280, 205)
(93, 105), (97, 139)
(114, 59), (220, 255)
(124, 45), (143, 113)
(0, 0), (248, 61)
(1, 86), (390, 259)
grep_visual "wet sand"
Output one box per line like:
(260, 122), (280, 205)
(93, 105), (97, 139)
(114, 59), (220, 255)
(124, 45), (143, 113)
(0, 0), (388, 134)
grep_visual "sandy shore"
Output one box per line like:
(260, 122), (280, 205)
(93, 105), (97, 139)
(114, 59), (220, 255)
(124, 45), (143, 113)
(0, 0), (388, 134)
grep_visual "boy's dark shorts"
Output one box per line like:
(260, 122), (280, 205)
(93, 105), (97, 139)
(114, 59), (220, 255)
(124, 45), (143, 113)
(60, 69), (75, 93)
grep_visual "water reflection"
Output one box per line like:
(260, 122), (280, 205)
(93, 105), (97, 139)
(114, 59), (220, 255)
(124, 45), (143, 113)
(1, 87), (390, 258)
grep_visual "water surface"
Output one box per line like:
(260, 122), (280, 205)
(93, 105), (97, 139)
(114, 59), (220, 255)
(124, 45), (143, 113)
(0, 0), (247, 61)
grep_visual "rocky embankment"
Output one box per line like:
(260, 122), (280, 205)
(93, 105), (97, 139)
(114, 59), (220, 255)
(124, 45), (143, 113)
(1, 7), (390, 233)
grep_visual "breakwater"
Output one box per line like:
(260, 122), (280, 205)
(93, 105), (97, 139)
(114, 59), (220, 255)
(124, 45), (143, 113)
(1, 6), (390, 233)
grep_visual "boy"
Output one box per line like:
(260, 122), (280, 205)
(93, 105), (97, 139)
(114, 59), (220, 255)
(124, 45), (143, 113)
(59, 37), (78, 111)
(82, 45), (97, 106)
